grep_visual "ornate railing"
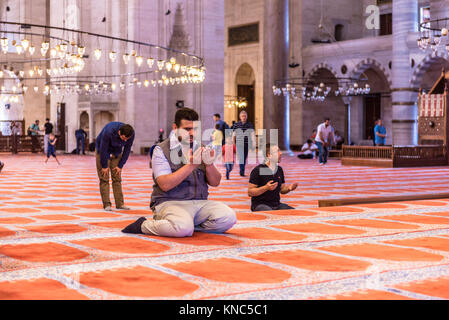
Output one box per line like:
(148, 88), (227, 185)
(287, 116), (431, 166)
(342, 145), (448, 167)
(342, 146), (393, 159)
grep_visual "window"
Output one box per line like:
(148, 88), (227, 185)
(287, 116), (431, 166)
(379, 13), (392, 36)
(420, 7), (430, 25)
(334, 24), (344, 41)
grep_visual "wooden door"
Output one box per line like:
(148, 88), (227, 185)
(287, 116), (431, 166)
(237, 85), (255, 126)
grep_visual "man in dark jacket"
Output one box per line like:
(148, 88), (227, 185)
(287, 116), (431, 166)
(96, 122), (134, 211)
(75, 128), (88, 155)
(122, 108), (236, 237)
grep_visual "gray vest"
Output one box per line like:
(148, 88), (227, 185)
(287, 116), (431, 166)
(150, 139), (209, 210)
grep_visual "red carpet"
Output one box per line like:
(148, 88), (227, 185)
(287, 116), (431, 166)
(0, 154), (449, 299)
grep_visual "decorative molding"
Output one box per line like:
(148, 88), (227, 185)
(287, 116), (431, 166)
(392, 119), (418, 123)
(228, 23), (259, 47)
(392, 101), (417, 106)
(349, 58), (392, 89)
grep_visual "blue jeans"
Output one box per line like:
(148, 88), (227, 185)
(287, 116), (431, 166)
(225, 163), (234, 179)
(237, 144), (249, 176)
(253, 203), (295, 212)
(315, 141), (328, 164)
(76, 137), (85, 154)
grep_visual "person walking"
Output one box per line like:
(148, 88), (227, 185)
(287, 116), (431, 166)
(44, 118), (53, 155)
(315, 118), (334, 165)
(232, 110), (255, 176)
(96, 122), (135, 211)
(45, 133), (61, 165)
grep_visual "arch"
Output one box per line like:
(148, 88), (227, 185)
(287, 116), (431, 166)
(79, 111), (89, 130)
(307, 63), (339, 80)
(349, 58), (392, 89)
(235, 63), (256, 85)
(410, 52), (449, 89)
(234, 63), (256, 126)
(93, 111), (114, 138)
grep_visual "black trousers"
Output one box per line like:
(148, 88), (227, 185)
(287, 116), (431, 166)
(31, 136), (40, 153)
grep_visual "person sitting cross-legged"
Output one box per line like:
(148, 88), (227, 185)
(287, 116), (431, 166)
(248, 144), (298, 212)
(122, 107), (237, 237)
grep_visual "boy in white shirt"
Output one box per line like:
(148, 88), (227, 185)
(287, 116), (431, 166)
(298, 139), (318, 159)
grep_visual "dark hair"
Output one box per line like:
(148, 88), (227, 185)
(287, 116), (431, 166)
(307, 139), (313, 144)
(175, 108), (199, 127)
(46, 118), (50, 121)
(324, 117), (330, 122)
(119, 124), (134, 138)
(214, 114), (221, 119)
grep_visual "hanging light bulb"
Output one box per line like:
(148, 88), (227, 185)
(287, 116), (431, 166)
(144, 79), (150, 87)
(157, 60), (165, 70)
(50, 48), (57, 57)
(34, 85), (39, 93)
(42, 41), (50, 50)
(0, 37), (8, 47)
(136, 55), (143, 67)
(123, 53), (130, 64)
(60, 42), (68, 52)
(29, 69), (35, 77)
(77, 46), (86, 55)
(170, 57), (176, 65)
(23, 86), (28, 93)
(16, 44), (24, 55)
(21, 39), (30, 51)
(147, 58), (154, 68)
(28, 45), (35, 55)
(94, 48), (102, 60)
(111, 83), (117, 91)
(165, 61), (173, 72)
(19, 70), (25, 78)
(174, 64), (181, 73)
(84, 84), (90, 91)
(109, 51), (117, 62)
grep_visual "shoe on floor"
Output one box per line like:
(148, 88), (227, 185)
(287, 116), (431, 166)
(122, 217), (147, 234)
(117, 206), (130, 210)
(104, 206), (112, 211)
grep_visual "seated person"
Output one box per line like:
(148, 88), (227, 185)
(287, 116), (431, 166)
(298, 139), (318, 159)
(334, 130), (345, 149)
(0, 160), (4, 173)
(122, 107), (237, 237)
(248, 144), (298, 212)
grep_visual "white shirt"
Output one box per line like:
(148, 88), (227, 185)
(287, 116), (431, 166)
(152, 131), (199, 180)
(315, 123), (334, 144)
(301, 143), (318, 155)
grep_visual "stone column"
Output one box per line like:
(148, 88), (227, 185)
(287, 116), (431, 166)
(392, 0), (419, 146)
(263, 0), (289, 150)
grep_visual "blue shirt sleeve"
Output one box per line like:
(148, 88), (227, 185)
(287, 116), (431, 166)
(99, 132), (112, 169)
(118, 134), (134, 169)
